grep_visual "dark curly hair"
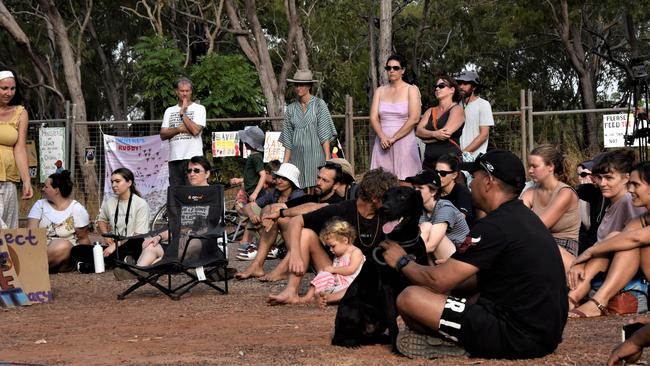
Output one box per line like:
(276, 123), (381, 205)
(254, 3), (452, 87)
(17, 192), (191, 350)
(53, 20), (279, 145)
(358, 168), (399, 202)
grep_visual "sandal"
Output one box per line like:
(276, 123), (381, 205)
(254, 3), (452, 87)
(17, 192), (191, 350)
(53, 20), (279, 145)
(568, 296), (580, 310)
(569, 298), (608, 318)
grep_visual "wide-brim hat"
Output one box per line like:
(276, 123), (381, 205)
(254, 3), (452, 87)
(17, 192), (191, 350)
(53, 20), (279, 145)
(460, 149), (525, 191)
(287, 69), (319, 83)
(237, 126), (265, 151)
(405, 170), (441, 188)
(274, 163), (301, 189)
(320, 158), (354, 181)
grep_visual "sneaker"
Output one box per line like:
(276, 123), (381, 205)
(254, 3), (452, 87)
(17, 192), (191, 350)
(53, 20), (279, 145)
(266, 247), (279, 259)
(236, 247), (257, 261)
(396, 327), (467, 359)
(238, 242), (257, 253)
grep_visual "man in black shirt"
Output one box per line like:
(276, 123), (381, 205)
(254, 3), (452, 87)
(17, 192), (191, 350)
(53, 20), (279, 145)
(381, 149), (567, 359)
(236, 159), (356, 280)
(267, 168), (398, 305)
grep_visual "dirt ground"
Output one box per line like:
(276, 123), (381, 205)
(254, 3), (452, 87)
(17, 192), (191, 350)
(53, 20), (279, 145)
(2, 241), (648, 366)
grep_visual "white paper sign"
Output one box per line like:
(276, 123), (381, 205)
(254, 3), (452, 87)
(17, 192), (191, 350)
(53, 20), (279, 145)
(603, 114), (640, 148)
(38, 127), (66, 182)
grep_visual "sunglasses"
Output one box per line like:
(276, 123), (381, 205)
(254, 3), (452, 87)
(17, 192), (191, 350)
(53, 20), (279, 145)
(435, 83), (449, 90)
(186, 168), (204, 174)
(384, 66), (402, 71)
(436, 170), (455, 177)
(578, 172), (591, 178)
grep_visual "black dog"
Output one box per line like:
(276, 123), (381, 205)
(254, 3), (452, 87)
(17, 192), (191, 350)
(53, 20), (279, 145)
(331, 186), (427, 349)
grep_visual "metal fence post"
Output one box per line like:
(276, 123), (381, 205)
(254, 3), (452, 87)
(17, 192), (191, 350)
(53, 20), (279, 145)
(65, 101), (72, 174)
(69, 103), (76, 178)
(520, 90), (526, 161)
(527, 90), (534, 151)
(345, 95), (355, 175)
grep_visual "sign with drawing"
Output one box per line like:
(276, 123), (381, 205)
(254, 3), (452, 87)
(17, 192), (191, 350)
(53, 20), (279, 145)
(263, 132), (285, 163)
(38, 127), (66, 182)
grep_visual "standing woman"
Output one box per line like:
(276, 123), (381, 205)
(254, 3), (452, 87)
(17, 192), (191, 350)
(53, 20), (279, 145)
(280, 69), (337, 191)
(369, 54), (422, 180)
(416, 75), (464, 170)
(521, 144), (580, 273)
(97, 168), (150, 265)
(0, 71), (33, 228)
(27, 170), (90, 272)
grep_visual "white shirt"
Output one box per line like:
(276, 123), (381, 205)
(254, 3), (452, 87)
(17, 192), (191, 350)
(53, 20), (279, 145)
(161, 102), (206, 161)
(97, 194), (150, 237)
(28, 199), (90, 244)
(460, 96), (494, 158)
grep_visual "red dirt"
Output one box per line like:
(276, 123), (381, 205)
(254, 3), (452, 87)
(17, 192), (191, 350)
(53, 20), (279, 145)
(1, 244), (647, 365)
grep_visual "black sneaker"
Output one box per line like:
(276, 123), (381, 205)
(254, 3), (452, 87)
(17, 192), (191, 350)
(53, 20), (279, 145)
(396, 327), (467, 359)
(77, 262), (95, 274)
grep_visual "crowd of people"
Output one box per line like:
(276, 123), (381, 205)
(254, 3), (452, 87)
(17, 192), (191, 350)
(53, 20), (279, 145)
(4, 59), (650, 364)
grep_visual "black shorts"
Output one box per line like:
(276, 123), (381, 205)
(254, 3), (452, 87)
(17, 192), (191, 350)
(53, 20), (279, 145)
(439, 296), (554, 359)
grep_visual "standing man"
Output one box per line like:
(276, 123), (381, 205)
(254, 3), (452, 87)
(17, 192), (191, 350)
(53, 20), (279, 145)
(381, 149), (567, 359)
(456, 71), (494, 160)
(160, 77), (206, 186)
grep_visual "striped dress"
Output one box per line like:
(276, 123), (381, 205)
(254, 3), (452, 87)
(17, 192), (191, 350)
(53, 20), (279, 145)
(279, 96), (337, 188)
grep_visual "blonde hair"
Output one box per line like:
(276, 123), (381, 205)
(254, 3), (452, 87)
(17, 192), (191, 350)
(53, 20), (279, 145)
(319, 218), (357, 244)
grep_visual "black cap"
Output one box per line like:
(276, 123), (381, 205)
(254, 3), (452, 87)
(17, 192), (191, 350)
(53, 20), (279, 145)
(460, 149), (526, 190)
(405, 170), (441, 188)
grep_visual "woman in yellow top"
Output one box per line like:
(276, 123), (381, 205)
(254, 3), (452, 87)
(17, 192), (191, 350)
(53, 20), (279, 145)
(0, 71), (33, 228)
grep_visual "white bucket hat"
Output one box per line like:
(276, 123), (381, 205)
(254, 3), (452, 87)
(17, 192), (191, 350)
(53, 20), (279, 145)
(0, 71), (15, 81)
(274, 163), (301, 189)
(287, 69), (319, 83)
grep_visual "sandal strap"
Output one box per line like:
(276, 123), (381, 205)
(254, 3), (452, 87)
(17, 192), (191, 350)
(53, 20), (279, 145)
(588, 298), (608, 315)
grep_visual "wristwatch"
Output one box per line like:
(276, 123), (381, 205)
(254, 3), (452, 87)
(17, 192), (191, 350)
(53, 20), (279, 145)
(179, 113), (185, 119)
(396, 254), (416, 273)
(279, 208), (286, 218)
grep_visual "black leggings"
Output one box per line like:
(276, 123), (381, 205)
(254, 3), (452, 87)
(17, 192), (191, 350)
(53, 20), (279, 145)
(71, 239), (143, 270)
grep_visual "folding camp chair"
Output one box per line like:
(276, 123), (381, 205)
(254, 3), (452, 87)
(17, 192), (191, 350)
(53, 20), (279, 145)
(107, 184), (229, 300)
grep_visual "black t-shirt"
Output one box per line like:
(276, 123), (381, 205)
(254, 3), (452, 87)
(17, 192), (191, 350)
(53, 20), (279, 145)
(285, 191), (344, 208)
(452, 199), (567, 348)
(443, 183), (475, 226)
(302, 199), (386, 256)
(576, 184), (610, 253)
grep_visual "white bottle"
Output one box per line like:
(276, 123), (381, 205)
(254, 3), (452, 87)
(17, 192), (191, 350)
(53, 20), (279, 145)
(93, 242), (105, 273)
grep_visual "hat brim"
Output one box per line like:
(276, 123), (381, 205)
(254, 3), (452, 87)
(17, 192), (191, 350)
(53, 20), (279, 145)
(275, 173), (301, 189)
(287, 79), (318, 83)
(459, 161), (482, 173)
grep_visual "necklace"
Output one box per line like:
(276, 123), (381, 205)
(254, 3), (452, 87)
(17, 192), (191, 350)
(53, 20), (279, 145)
(356, 209), (381, 248)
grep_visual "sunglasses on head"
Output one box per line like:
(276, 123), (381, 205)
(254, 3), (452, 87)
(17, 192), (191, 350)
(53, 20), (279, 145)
(435, 83), (449, 90)
(436, 170), (455, 177)
(579, 172), (591, 178)
(186, 168), (204, 174)
(384, 66), (402, 71)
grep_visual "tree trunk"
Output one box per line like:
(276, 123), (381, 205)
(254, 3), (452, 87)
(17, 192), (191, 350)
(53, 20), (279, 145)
(368, 2), (378, 107)
(378, 0), (392, 85)
(87, 20), (125, 120)
(38, 0), (100, 209)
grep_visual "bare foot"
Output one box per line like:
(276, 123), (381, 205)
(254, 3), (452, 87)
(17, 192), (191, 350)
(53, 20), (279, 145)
(267, 289), (301, 306)
(235, 266), (265, 280)
(258, 268), (288, 282)
(298, 294), (315, 304)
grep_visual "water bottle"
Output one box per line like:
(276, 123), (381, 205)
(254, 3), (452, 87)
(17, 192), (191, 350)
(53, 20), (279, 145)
(92, 242), (105, 273)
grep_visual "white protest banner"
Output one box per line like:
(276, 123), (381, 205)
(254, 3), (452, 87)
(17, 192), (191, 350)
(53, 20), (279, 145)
(38, 127), (66, 182)
(263, 132), (285, 163)
(603, 114), (639, 148)
(103, 135), (170, 218)
(0, 228), (50, 306)
(212, 131), (241, 157)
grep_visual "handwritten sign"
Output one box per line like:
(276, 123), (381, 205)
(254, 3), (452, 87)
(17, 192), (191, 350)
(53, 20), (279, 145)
(38, 127), (66, 182)
(263, 132), (285, 163)
(603, 114), (640, 148)
(212, 132), (240, 157)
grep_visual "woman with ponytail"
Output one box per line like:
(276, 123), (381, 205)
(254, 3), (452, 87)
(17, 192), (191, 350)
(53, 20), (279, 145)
(521, 144), (580, 273)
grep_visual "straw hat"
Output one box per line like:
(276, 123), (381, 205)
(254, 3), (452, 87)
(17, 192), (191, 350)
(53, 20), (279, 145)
(274, 163), (301, 189)
(287, 69), (319, 83)
(237, 126), (265, 151)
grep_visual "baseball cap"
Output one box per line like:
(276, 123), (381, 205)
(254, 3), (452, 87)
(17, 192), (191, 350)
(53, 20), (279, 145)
(405, 170), (441, 188)
(455, 70), (480, 85)
(460, 149), (525, 190)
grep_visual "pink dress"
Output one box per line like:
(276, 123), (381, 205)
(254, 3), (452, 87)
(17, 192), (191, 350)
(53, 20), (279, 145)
(310, 254), (365, 295)
(370, 101), (422, 179)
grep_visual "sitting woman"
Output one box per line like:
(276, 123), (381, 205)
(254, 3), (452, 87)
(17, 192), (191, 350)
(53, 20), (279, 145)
(406, 169), (469, 262)
(566, 149), (644, 317)
(96, 168), (150, 273)
(436, 153), (474, 226)
(27, 170), (91, 272)
(521, 144), (580, 273)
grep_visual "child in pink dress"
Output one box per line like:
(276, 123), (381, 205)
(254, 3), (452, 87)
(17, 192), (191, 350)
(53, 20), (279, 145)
(301, 219), (365, 306)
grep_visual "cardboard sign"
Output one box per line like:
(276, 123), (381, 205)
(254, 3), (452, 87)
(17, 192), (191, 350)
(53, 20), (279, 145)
(0, 228), (51, 306)
(39, 127), (66, 182)
(263, 132), (285, 163)
(212, 131), (241, 157)
(26, 140), (38, 166)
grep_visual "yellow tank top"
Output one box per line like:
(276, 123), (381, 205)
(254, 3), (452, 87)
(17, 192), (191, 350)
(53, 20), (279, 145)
(0, 105), (25, 182)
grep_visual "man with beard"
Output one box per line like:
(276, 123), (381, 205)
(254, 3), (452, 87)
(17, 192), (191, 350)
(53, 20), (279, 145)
(456, 71), (494, 160)
(235, 158), (356, 280)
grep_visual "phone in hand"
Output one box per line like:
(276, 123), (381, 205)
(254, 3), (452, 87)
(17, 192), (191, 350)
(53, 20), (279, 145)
(622, 322), (646, 342)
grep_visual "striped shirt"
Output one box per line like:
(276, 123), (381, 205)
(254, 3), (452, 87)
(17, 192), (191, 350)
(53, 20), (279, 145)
(419, 199), (470, 246)
(279, 96), (337, 188)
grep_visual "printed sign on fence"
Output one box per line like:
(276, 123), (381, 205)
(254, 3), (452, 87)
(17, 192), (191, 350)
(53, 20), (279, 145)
(38, 127), (66, 182)
(212, 132), (240, 157)
(263, 132), (285, 163)
(603, 114), (639, 148)
(103, 135), (170, 218)
(0, 228), (50, 307)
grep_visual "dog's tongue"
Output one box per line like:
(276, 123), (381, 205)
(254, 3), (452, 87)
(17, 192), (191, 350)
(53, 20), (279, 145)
(382, 218), (401, 234)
